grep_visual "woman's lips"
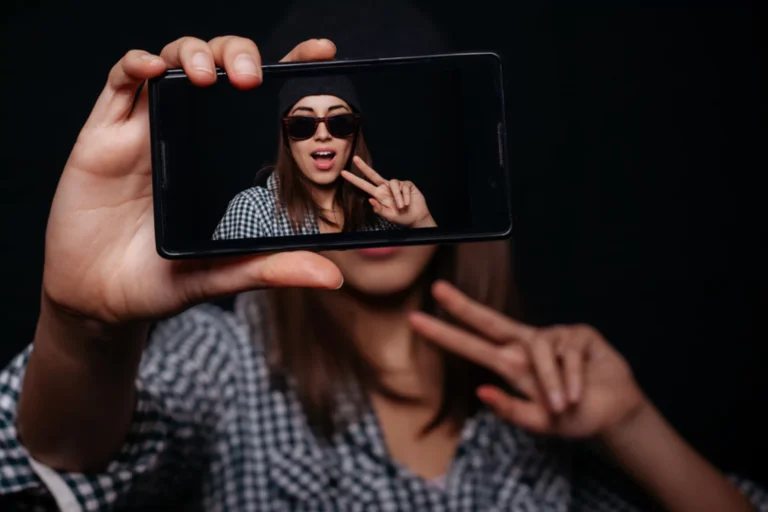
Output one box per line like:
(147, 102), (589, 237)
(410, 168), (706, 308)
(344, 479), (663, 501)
(355, 247), (401, 258)
(313, 156), (336, 171)
(311, 147), (337, 171)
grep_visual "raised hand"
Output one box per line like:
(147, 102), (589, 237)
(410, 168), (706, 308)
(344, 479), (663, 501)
(409, 280), (646, 439)
(44, 37), (343, 325)
(341, 155), (436, 228)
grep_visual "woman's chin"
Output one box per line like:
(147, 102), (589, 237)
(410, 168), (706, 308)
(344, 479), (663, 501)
(304, 168), (342, 186)
(327, 246), (439, 299)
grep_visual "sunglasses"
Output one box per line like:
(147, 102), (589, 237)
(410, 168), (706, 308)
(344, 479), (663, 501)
(282, 113), (360, 141)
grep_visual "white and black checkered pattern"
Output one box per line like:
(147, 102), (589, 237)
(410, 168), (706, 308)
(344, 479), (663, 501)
(1, 291), (767, 511)
(212, 173), (398, 240)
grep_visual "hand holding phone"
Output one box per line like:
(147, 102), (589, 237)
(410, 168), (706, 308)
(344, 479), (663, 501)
(41, 36), (344, 328)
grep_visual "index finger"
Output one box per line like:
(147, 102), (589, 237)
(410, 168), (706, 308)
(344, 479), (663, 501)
(341, 170), (379, 196)
(160, 36), (218, 86)
(409, 311), (528, 384)
(431, 280), (537, 344)
(353, 156), (387, 185)
(88, 50), (166, 125)
(208, 36), (263, 89)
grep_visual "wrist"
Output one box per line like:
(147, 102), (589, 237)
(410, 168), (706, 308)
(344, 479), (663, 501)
(37, 291), (148, 371)
(600, 394), (658, 450)
(411, 214), (437, 229)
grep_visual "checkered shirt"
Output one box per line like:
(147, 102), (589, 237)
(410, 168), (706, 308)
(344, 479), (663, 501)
(212, 173), (398, 240)
(1, 292), (767, 511)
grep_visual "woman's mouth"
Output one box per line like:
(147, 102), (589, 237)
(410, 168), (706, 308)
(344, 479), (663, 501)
(355, 247), (401, 258)
(311, 149), (337, 171)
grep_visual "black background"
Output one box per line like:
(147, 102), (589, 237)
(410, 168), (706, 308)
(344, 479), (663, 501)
(159, 63), (473, 246)
(1, 0), (766, 488)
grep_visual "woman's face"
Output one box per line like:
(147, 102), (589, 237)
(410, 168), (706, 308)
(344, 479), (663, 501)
(323, 245), (439, 296)
(287, 95), (354, 186)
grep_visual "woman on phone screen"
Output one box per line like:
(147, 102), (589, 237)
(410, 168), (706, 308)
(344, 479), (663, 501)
(212, 75), (437, 240)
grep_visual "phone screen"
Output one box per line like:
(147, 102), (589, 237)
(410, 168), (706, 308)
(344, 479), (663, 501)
(150, 53), (511, 258)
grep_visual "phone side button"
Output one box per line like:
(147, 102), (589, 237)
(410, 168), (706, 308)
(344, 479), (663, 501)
(160, 140), (168, 189)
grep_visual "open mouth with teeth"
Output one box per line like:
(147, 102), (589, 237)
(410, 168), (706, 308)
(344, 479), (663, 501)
(310, 149), (338, 171)
(311, 150), (336, 160)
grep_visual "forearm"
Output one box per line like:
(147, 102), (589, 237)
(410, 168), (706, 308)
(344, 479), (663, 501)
(602, 398), (752, 512)
(17, 292), (148, 472)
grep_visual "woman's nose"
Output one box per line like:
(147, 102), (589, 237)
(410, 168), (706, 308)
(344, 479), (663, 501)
(314, 120), (332, 140)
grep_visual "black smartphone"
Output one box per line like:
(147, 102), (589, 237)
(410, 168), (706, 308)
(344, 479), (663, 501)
(148, 52), (511, 259)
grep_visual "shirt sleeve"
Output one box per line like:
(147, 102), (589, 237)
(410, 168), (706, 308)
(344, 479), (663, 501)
(728, 473), (768, 511)
(570, 443), (768, 512)
(212, 190), (269, 240)
(0, 304), (244, 511)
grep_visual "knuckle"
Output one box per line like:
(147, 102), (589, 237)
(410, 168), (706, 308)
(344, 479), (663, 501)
(108, 60), (124, 79)
(107, 58), (130, 84)
(208, 34), (236, 44)
(494, 348), (526, 378)
(225, 36), (259, 53)
(565, 349), (582, 365)
(575, 324), (600, 345)
(175, 36), (196, 48)
(531, 331), (554, 349)
(255, 259), (281, 287)
(179, 36), (209, 54)
(498, 346), (523, 366)
(493, 360), (516, 382)
(159, 40), (175, 54)
(549, 324), (571, 336)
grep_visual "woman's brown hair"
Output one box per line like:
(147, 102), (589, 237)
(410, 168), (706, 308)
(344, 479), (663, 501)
(256, 123), (379, 233)
(264, 240), (519, 439)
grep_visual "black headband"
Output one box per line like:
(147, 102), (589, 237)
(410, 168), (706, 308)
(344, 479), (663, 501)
(278, 74), (361, 117)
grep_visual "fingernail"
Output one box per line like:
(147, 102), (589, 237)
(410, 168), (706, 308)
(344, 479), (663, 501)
(334, 276), (345, 290)
(234, 54), (260, 77)
(477, 386), (495, 402)
(192, 52), (213, 74)
(141, 54), (163, 65)
(549, 390), (564, 412)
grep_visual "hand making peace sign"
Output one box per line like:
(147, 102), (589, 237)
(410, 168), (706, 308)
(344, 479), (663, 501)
(410, 280), (647, 439)
(341, 155), (437, 228)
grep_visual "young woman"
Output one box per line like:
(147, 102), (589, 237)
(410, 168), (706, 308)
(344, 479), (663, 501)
(212, 74), (436, 240)
(1, 37), (765, 511)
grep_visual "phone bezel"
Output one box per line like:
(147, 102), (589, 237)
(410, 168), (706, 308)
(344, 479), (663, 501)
(148, 52), (512, 259)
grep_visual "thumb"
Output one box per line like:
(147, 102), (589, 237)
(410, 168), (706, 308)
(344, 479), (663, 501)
(179, 251), (343, 303)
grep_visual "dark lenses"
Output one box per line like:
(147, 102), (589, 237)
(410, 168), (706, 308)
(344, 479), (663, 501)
(284, 116), (317, 140)
(284, 114), (358, 140)
(326, 114), (357, 138)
